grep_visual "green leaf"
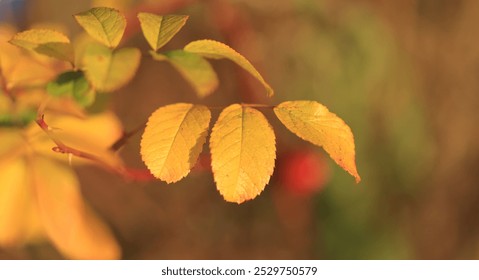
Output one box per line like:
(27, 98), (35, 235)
(210, 104), (276, 204)
(274, 101), (361, 183)
(9, 29), (74, 63)
(74, 7), (126, 48)
(137, 13), (188, 51)
(82, 43), (141, 92)
(47, 71), (96, 107)
(184, 40), (274, 97)
(151, 50), (218, 98)
(141, 103), (211, 183)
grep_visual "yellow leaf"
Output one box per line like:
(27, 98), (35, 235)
(151, 50), (219, 98)
(138, 13), (188, 51)
(9, 29), (74, 63)
(0, 159), (43, 246)
(141, 103), (211, 183)
(74, 7), (126, 48)
(274, 101), (361, 182)
(210, 104), (276, 203)
(184, 40), (274, 97)
(0, 130), (45, 247)
(32, 157), (121, 259)
(6, 56), (58, 90)
(82, 43), (141, 92)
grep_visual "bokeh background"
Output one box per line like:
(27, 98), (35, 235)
(1, 0), (478, 259)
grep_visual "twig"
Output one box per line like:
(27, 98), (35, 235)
(35, 114), (155, 182)
(110, 122), (146, 151)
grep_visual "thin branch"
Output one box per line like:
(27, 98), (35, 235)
(110, 122), (147, 151)
(35, 114), (155, 182)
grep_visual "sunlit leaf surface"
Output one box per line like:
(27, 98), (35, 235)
(141, 103), (211, 183)
(274, 101), (360, 182)
(210, 104), (276, 203)
(138, 13), (188, 51)
(184, 40), (274, 97)
(74, 7), (126, 48)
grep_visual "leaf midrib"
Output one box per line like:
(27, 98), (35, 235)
(159, 105), (193, 177)
(91, 10), (114, 47)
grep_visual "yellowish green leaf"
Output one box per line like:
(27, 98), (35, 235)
(151, 50), (218, 98)
(9, 29), (74, 63)
(210, 104), (276, 204)
(184, 40), (274, 97)
(82, 43), (141, 92)
(141, 103), (211, 183)
(1, 31), (58, 89)
(32, 157), (121, 259)
(274, 101), (361, 182)
(138, 13), (188, 51)
(74, 7), (126, 48)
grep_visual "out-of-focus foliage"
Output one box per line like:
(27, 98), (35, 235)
(151, 50), (219, 97)
(82, 43), (141, 92)
(0, 23), (122, 259)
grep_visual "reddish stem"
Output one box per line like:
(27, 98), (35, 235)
(36, 114), (155, 182)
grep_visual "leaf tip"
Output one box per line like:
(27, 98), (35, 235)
(352, 170), (361, 183)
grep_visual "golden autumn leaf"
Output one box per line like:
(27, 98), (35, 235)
(141, 103), (211, 183)
(0, 158), (43, 246)
(210, 104), (276, 204)
(74, 7), (126, 48)
(151, 50), (219, 98)
(0, 127), (121, 259)
(184, 40), (274, 97)
(274, 101), (361, 183)
(31, 157), (121, 259)
(82, 43), (141, 92)
(137, 13), (188, 51)
(9, 29), (74, 63)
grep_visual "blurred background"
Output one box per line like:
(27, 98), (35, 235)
(1, 0), (478, 259)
